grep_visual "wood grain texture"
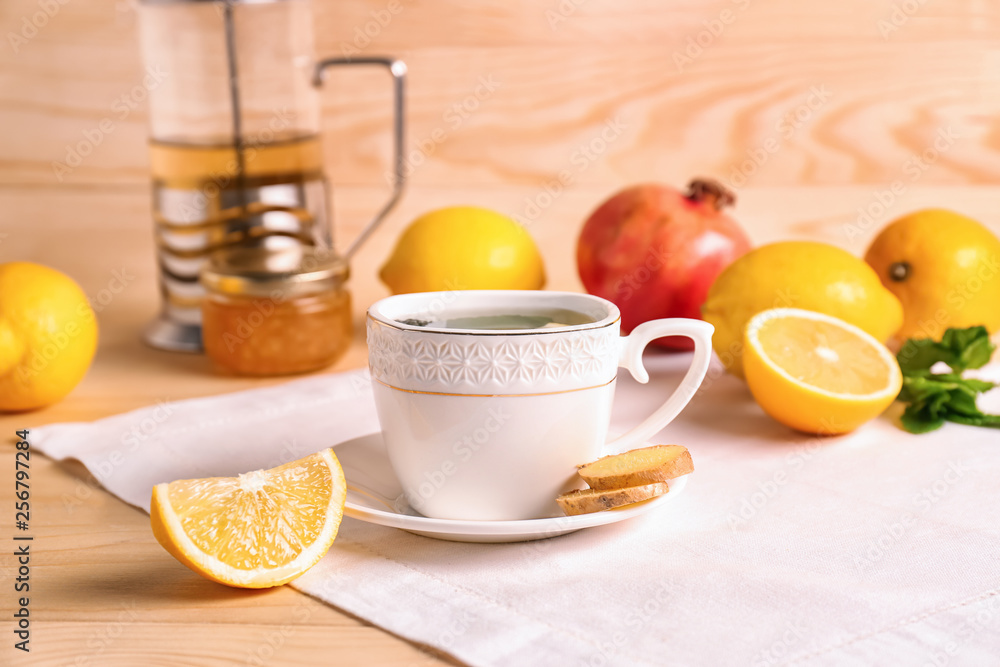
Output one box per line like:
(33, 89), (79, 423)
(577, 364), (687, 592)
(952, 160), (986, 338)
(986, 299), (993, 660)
(2, 0), (1000, 190)
(2, 182), (998, 429)
(1, 184), (999, 665)
(1, 429), (456, 666)
(2, 0), (1000, 663)
(18, 623), (450, 667)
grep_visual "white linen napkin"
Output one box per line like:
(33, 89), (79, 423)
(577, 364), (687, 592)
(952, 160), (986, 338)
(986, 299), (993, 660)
(31, 356), (1000, 667)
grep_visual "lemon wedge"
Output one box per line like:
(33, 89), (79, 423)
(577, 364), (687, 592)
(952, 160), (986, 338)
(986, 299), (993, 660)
(150, 448), (346, 588)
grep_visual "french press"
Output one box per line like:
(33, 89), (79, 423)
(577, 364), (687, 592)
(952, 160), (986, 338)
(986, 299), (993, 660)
(136, 0), (405, 351)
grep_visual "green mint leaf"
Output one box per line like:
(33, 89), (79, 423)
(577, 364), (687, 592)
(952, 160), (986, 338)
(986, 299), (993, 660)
(947, 413), (1000, 428)
(900, 404), (945, 434)
(898, 375), (960, 404)
(957, 333), (995, 371)
(940, 324), (988, 354)
(897, 338), (953, 375)
(926, 390), (953, 420)
(897, 326), (995, 375)
(943, 389), (984, 418)
(959, 378), (998, 393)
(924, 374), (996, 394)
(895, 326), (999, 434)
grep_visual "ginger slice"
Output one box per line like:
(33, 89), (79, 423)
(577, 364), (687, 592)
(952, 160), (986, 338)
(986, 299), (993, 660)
(577, 444), (693, 491)
(556, 482), (669, 516)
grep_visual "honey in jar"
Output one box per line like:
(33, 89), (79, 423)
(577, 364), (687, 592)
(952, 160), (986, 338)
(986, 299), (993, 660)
(201, 246), (352, 376)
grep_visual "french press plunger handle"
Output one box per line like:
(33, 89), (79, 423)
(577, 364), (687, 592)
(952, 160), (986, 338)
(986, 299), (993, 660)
(313, 57), (407, 260)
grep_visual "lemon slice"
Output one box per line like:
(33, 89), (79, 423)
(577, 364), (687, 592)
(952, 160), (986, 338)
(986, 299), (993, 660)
(150, 448), (346, 588)
(743, 308), (902, 435)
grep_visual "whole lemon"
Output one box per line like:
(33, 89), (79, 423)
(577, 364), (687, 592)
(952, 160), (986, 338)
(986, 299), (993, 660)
(702, 241), (902, 378)
(864, 209), (1000, 340)
(380, 206), (546, 294)
(0, 262), (98, 412)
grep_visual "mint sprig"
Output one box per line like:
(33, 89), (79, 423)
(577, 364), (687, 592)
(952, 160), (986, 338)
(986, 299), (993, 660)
(896, 326), (999, 434)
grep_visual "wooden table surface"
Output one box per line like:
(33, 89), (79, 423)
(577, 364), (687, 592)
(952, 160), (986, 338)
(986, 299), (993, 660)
(2, 182), (999, 666)
(4, 0), (1000, 662)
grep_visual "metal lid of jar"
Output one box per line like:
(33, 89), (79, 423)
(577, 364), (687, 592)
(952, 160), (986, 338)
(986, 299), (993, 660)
(201, 245), (349, 299)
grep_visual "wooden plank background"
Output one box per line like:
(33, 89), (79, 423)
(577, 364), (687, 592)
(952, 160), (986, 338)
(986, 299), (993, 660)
(2, 0), (1000, 194)
(3, 2), (1000, 665)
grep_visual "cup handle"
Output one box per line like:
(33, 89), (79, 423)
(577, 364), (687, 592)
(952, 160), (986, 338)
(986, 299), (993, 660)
(605, 319), (715, 452)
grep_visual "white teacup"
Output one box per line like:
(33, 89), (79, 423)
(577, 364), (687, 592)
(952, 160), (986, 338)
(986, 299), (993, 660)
(366, 290), (713, 521)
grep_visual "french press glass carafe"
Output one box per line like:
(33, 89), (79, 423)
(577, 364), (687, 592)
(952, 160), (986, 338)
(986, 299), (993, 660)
(136, 0), (405, 351)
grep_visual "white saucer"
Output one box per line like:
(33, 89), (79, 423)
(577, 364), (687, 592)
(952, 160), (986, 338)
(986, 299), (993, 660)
(335, 432), (689, 543)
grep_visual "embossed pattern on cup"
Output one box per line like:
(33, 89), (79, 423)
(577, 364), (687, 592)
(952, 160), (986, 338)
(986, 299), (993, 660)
(367, 318), (619, 395)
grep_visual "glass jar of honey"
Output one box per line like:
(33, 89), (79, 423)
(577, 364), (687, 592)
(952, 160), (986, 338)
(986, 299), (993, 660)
(201, 246), (352, 376)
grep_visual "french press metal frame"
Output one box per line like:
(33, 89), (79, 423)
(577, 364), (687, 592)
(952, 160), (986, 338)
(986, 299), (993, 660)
(142, 0), (406, 351)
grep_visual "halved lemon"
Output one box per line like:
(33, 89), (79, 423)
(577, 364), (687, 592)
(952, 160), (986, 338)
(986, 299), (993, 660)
(150, 448), (346, 588)
(743, 308), (902, 435)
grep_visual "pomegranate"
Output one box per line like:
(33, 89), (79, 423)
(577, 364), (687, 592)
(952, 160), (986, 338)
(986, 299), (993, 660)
(576, 179), (751, 349)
